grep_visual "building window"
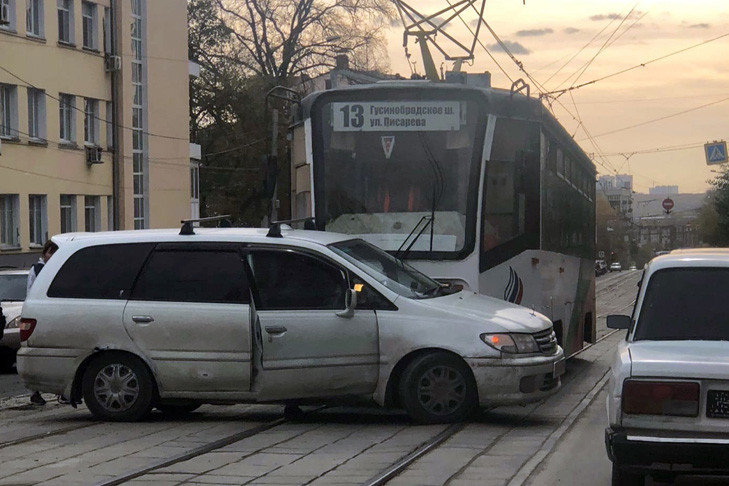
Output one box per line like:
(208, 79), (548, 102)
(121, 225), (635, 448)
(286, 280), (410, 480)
(0, 0), (15, 31)
(0, 84), (18, 139)
(84, 98), (98, 144)
(57, 0), (73, 44)
(85, 196), (100, 232)
(0, 194), (19, 248)
(28, 195), (47, 246)
(26, 0), (43, 36)
(131, 0), (146, 230)
(81, 1), (96, 49)
(59, 93), (75, 142)
(27, 88), (46, 140)
(103, 6), (110, 53)
(60, 195), (76, 233)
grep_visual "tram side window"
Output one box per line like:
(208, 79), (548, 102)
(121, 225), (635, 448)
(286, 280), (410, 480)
(482, 119), (539, 253)
(556, 148), (565, 176)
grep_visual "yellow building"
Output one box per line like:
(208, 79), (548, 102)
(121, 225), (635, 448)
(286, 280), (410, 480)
(0, 0), (196, 267)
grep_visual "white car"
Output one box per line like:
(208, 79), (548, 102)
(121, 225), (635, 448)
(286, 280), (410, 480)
(606, 249), (729, 485)
(18, 225), (564, 423)
(0, 269), (29, 372)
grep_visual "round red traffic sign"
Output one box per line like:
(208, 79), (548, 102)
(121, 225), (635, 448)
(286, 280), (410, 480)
(662, 198), (674, 211)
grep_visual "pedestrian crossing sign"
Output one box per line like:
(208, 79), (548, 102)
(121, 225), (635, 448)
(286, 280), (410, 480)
(705, 141), (728, 165)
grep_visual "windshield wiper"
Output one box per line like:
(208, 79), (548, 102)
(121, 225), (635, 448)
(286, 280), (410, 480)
(394, 215), (434, 261)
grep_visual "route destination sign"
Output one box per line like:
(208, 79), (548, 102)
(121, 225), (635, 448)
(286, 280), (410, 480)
(332, 101), (461, 132)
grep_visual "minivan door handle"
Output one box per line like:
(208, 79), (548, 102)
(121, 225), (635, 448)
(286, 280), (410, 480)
(265, 325), (287, 335)
(132, 315), (155, 323)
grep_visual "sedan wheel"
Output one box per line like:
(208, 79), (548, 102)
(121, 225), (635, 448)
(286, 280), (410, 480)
(82, 353), (154, 422)
(399, 352), (477, 424)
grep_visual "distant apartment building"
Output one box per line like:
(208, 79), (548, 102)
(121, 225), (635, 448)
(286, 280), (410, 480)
(649, 185), (679, 195)
(0, 0), (199, 267)
(596, 174), (633, 220)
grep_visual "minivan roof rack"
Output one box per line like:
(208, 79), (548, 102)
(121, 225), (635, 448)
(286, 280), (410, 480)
(266, 217), (315, 238)
(180, 215), (232, 235)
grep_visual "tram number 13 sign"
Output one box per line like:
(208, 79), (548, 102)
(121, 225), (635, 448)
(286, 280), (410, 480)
(332, 101), (461, 132)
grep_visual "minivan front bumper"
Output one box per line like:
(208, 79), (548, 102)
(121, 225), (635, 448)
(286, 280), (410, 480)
(466, 352), (565, 407)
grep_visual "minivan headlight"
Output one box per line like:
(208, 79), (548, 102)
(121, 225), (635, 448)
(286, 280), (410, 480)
(481, 333), (540, 354)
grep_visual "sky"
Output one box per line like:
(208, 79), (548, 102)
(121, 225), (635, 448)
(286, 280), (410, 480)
(382, 0), (729, 193)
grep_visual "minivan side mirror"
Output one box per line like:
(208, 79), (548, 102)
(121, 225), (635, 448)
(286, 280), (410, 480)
(336, 288), (358, 318)
(607, 314), (631, 330)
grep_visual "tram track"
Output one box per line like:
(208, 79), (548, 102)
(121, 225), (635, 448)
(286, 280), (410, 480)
(96, 307), (631, 486)
(0, 276), (639, 485)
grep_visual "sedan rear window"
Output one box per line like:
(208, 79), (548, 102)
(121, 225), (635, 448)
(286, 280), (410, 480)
(635, 268), (729, 341)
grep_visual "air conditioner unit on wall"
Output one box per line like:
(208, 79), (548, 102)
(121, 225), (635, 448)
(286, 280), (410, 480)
(104, 55), (122, 73)
(86, 145), (103, 165)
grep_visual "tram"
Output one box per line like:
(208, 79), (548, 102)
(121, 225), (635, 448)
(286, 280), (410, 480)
(288, 75), (596, 357)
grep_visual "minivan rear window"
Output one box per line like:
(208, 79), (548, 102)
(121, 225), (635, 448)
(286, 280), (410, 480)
(635, 267), (729, 341)
(48, 243), (154, 299)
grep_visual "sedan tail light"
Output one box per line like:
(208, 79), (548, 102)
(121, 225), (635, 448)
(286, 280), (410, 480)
(19, 318), (37, 342)
(622, 380), (699, 417)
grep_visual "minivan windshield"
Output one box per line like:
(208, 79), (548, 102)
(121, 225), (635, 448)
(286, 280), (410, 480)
(329, 239), (443, 299)
(635, 267), (729, 341)
(0, 274), (27, 301)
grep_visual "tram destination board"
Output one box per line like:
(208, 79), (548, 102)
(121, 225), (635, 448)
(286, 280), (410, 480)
(332, 101), (461, 132)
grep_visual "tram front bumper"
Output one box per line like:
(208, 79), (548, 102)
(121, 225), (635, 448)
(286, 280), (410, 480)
(466, 352), (565, 407)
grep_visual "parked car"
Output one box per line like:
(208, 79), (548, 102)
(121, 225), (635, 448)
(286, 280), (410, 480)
(609, 262), (622, 272)
(595, 260), (608, 276)
(0, 269), (29, 372)
(606, 249), (729, 485)
(628, 264), (637, 271)
(17, 226), (565, 423)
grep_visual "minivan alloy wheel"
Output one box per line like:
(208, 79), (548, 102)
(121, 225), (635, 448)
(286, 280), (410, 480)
(93, 364), (140, 412)
(399, 351), (477, 424)
(417, 365), (467, 415)
(82, 352), (154, 422)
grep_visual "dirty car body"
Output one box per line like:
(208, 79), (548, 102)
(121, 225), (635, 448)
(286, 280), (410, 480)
(18, 227), (564, 423)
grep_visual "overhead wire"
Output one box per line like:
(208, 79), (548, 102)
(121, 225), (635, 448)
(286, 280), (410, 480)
(544, 31), (729, 97)
(580, 94), (729, 141)
(0, 64), (189, 141)
(556, 3), (645, 93)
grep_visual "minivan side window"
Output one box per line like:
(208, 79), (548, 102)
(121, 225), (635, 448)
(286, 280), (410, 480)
(249, 250), (346, 310)
(131, 249), (250, 304)
(48, 243), (154, 299)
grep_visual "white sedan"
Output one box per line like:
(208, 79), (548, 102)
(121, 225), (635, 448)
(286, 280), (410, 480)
(605, 249), (729, 485)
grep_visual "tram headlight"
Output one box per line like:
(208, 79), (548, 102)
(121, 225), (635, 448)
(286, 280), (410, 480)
(480, 333), (540, 354)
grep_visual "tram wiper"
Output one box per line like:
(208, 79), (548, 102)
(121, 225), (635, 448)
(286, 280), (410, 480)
(394, 215), (434, 262)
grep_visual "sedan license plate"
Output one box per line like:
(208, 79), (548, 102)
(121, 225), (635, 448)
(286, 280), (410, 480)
(707, 390), (729, 419)
(553, 358), (566, 379)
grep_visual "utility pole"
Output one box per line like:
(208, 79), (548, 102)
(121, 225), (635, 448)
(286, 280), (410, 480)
(269, 108), (279, 223)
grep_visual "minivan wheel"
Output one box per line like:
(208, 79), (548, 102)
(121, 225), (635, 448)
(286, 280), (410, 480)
(82, 353), (154, 422)
(398, 352), (477, 424)
(611, 464), (645, 486)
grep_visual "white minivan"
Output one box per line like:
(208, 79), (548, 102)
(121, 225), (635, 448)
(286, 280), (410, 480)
(18, 225), (564, 423)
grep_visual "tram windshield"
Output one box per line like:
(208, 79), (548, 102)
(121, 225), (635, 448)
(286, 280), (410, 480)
(312, 92), (487, 260)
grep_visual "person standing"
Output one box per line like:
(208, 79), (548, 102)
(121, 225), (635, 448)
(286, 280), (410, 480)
(27, 240), (58, 406)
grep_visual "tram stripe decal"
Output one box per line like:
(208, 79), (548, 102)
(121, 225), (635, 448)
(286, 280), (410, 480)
(504, 267), (524, 305)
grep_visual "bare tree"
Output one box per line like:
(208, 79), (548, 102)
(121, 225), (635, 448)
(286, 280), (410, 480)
(214, 0), (394, 82)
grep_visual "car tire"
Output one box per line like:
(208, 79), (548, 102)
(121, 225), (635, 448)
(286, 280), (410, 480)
(611, 464), (644, 486)
(398, 352), (477, 424)
(82, 352), (154, 422)
(156, 402), (201, 415)
(0, 347), (16, 373)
